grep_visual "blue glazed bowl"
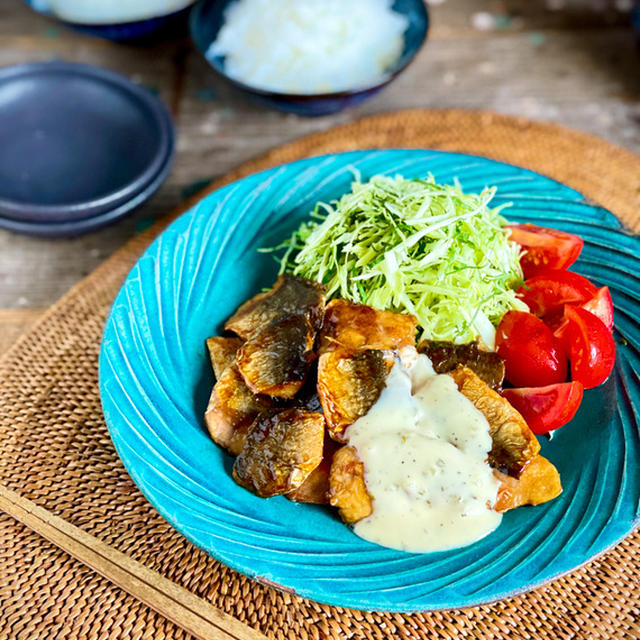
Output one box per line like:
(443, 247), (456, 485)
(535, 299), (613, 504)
(21, 0), (195, 41)
(190, 0), (429, 116)
(100, 149), (640, 611)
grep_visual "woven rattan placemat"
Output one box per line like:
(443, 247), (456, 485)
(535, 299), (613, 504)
(1, 109), (639, 640)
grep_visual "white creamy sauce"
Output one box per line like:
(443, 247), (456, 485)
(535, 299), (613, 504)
(347, 348), (502, 553)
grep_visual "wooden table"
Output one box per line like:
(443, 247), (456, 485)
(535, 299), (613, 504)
(1, 0), (639, 355)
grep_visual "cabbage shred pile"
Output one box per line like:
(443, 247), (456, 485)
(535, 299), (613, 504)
(270, 174), (526, 347)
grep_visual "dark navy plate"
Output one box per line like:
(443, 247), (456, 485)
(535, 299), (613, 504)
(100, 150), (640, 612)
(0, 62), (174, 234)
(190, 0), (428, 116)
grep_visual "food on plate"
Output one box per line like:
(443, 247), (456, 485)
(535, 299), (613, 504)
(417, 339), (505, 390)
(274, 174), (526, 347)
(502, 382), (584, 435)
(494, 455), (562, 511)
(495, 311), (568, 387)
(206, 336), (243, 378)
(287, 436), (339, 504)
(517, 270), (596, 317)
(233, 408), (325, 497)
(204, 364), (273, 455)
(506, 223), (583, 278)
(203, 174), (616, 552)
(317, 348), (394, 441)
(224, 273), (325, 340)
(559, 306), (616, 389)
(319, 299), (417, 352)
(206, 0), (409, 95)
(236, 313), (318, 398)
(329, 445), (373, 523)
(447, 366), (541, 478)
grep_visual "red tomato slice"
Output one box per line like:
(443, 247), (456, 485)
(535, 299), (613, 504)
(581, 286), (614, 331)
(496, 311), (567, 387)
(548, 287), (615, 354)
(563, 306), (616, 389)
(507, 223), (584, 278)
(517, 270), (597, 316)
(502, 382), (584, 435)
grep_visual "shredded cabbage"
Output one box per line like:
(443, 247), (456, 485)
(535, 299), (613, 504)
(267, 174), (527, 347)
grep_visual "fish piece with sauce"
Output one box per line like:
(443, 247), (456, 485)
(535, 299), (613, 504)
(417, 339), (505, 390)
(206, 336), (243, 378)
(236, 312), (317, 399)
(233, 408), (325, 497)
(224, 273), (326, 340)
(317, 348), (393, 441)
(328, 445), (373, 522)
(204, 364), (274, 456)
(319, 299), (417, 353)
(328, 354), (560, 547)
(448, 366), (541, 478)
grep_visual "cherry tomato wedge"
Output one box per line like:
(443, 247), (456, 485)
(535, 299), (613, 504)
(507, 223), (584, 278)
(517, 270), (597, 317)
(563, 306), (616, 389)
(548, 286), (615, 353)
(581, 286), (614, 331)
(502, 382), (584, 435)
(496, 311), (567, 387)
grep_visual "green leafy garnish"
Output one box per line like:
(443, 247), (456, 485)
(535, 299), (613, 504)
(267, 173), (526, 347)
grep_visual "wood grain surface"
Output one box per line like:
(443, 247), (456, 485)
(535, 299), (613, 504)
(0, 0), (639, 329)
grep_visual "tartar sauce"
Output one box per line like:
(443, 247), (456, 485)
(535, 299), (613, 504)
(346, 348), (502, 553)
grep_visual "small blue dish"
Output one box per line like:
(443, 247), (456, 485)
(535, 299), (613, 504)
(190, 0), (429, 116)
(21, 0), (195, 41)
(0, 61), (174, 237)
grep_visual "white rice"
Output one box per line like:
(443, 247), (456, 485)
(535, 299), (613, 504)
(207, 0), (409, 95)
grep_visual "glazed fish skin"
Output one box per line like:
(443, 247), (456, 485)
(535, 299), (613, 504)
(232, 408), (325, 497)
(317, 349), (391, 441)
(328, 445), (373, 523)
(236, 313), (317, 399)
(319, 298), (417, 352)
(448, 366), (541, 478)
(287, 437), (339, 504)
(417, 339), (505, 390)
(224, 273), (326, 340)
(204, 364), (273, 455)
(206, 336), (243, 379)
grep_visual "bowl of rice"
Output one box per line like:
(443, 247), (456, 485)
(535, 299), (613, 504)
(190, 0), (429, 116)
(22, 0), (196, 40)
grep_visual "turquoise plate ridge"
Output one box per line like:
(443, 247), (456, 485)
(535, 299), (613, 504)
(99, 150), (640, 611)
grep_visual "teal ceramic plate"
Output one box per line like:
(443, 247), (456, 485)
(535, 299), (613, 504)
(99, 150), (640, 611)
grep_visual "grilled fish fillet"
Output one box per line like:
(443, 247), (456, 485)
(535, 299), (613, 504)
(225, 274), (326, 340)
(328, 445), (373, 523)
(317, 349), (393, 442)
(233, 409), (325, 497)
(494, 455), (562, 512)
(319, 299), (417, 353)
(418, 340), (505, 390)
(448, 366), (540, 478)
(206, 336), (243, 379)
(287, 436), (339, 504)
(204, 364), (273, 455)
(236, 313), (317, 399)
